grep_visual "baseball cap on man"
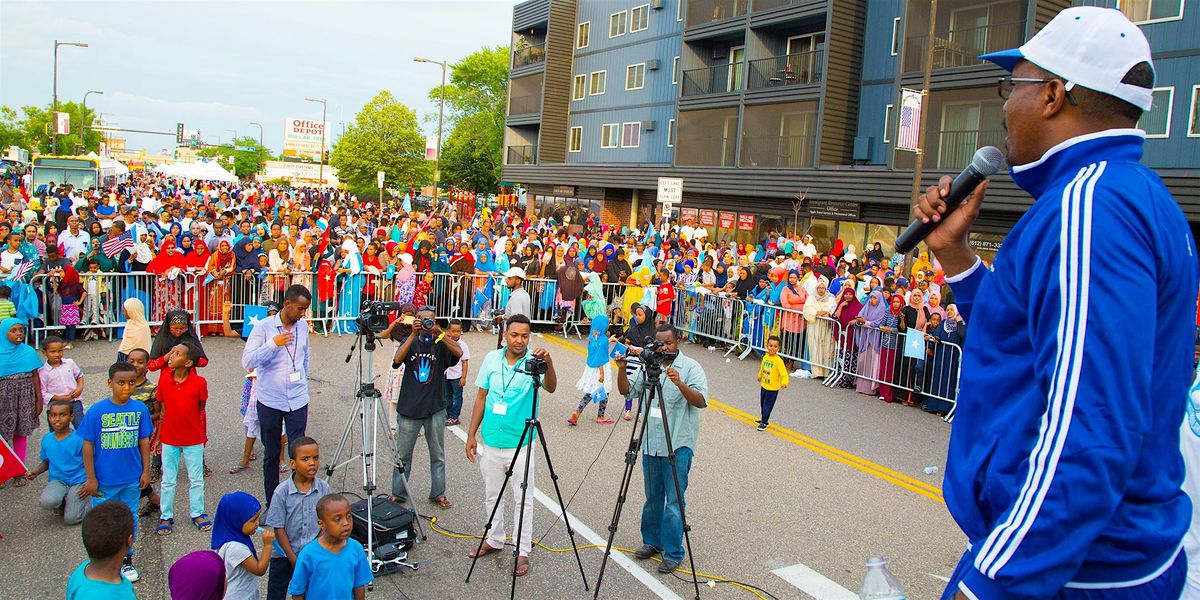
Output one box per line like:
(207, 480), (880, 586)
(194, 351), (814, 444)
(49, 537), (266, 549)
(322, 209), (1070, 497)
(980, 6), (1154, 111)
(503, 267), (526, 280)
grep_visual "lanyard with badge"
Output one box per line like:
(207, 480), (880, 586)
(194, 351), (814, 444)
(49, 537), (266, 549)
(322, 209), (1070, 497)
(493, 355), (527, 417)
(281, 321), (302, 383)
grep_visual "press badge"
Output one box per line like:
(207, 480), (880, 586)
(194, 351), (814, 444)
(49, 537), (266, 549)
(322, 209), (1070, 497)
(289, 372), (302, 383)
(493, 402), (508, 416)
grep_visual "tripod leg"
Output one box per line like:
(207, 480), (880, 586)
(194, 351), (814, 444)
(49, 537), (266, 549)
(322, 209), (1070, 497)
(594, 386), (652, 599)
(510, 422), (537, 600)
(465, 422), (531, 584)
(324, 397), (362, 478)
(653, 382), (702, 600)
(531, 421), (590, 591)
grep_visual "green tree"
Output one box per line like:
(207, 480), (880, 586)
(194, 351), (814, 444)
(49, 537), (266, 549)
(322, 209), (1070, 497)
(428, 46), (508, 192)
(0, 106), (31, 151)
(17, 102), (103, 155)
(331, 91), (429, 194)
(197, 136), (271, 179)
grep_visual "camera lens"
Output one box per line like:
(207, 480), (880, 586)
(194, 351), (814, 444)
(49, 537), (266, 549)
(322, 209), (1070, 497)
(421, 318), (435, 330)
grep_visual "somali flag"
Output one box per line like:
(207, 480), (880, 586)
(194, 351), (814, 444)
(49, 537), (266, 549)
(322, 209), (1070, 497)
(472, 274), (495, 316)
(242, 304), (270, 340)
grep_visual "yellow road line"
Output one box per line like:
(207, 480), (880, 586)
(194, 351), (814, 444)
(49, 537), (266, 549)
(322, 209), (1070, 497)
(542, 334), (945, 503)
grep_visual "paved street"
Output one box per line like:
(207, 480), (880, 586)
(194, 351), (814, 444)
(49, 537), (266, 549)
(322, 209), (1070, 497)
(1, 328), (964, 599)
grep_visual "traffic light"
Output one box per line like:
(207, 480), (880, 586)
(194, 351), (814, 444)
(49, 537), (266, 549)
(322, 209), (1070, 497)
(176, 123), (185, 145)
(323, 149), (331, 162)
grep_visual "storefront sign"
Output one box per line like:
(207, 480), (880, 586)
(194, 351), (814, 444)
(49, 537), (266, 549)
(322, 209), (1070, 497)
(657, 177), (683, 204)
(737, 213), (755, 231)
(552, 185), (577, 196)
(718, 211), (735, 229)
(699, 209), (716, 226)
(282, 118), (330, 160)
(808, 200), (861, 220)
(681, 208), (698, 225)
(970, 238), (1004, 253)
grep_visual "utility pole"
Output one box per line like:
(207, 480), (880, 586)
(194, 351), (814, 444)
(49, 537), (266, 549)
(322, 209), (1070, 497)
(52, 40), (88, 155)
(906, 0), (937, 272)
(414, 57), (448, 201)
(305, 97), (328, 187)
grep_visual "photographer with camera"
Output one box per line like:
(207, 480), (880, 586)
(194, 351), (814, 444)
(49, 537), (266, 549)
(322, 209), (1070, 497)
(614, 323), (707, 575)
(385, 305), (462, 510)
(464, 314), (556, 577)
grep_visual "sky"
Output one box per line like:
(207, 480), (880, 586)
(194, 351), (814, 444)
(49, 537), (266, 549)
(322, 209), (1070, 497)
(0, 0), (518, 155)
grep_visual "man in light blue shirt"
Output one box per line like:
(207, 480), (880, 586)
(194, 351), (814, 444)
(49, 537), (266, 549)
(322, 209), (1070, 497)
(242, 284), (312, 503)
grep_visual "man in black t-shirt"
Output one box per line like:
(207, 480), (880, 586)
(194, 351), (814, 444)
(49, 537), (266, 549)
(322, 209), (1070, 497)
(391, 307), (463, 508)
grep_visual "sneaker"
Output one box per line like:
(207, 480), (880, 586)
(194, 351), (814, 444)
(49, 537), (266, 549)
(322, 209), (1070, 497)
(756, 423), (767, 431)
(657, 559), (681, 574)
(121, 558), (140, 583)
(634, 544), (661, 560)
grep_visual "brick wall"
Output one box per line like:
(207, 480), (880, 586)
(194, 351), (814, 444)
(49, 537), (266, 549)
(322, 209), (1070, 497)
(601, 198), (632, 229)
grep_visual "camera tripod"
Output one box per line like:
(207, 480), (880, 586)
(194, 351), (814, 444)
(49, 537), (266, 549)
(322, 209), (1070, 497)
(594, 356), (702, 599)
(327, 328), (426, 576)
(464, 363), (590, 599)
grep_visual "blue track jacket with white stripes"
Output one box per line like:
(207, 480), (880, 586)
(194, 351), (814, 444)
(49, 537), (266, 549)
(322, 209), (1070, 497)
(942, 129), (1198, 599)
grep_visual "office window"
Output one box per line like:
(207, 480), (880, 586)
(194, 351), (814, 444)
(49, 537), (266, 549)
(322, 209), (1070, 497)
(577, 22), (590, 49)
(626, 63), (646, 90)
(1119, 0), (1184, 23)
(621, 122), (641, 148)
(631, 5), (650, 32)
(569, 127), (583, 152)
(673, 56), (680, 84)
(1139, 87), (1174, 138)
(589, 70), (607, 95)
(883, 104), (893, 143)
(667, 119), (676, 147)
(890, 18), (902, 56)
(1189, 85), (1200, 137)
(573, 74), (586, 101)
(609, 11), (627, 37)
(677, 0), (683, 21)
(601, 124), (619, 148)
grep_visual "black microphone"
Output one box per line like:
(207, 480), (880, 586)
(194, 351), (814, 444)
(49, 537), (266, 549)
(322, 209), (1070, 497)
(895, 146), (1006, 255)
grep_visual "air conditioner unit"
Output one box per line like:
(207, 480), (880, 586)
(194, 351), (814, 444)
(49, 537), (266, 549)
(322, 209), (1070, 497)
(642, 120), (657, 131)
(646, 59), (661, 70)
(650, 0), (664, 9)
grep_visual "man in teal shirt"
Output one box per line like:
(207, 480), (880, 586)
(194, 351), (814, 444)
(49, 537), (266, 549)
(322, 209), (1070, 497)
(616, 323), (708, 574)
(465, 314), (557, 578)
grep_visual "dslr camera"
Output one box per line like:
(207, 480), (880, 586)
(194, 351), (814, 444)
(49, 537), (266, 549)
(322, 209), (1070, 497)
(357, 301), (403, 334)
(520, 356), (549, 376)
(640, 340), (678, 367)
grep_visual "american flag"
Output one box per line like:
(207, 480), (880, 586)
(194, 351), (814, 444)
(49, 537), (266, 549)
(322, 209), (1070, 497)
(102, 230), (134, 258)
(8, 259), (34, 282)
(897, 88), (923, 152)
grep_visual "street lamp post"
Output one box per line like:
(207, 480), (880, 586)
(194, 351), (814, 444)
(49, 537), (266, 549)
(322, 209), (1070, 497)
(304, 97), (328, 188)
(414, 57), (447, 202)
(52, 40), (89, 155)
(226, 129), (238, 145)
(80, 90), (103, 154)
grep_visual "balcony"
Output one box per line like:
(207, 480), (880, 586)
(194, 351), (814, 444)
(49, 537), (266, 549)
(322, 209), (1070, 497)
(739, 134), (815, 168)
(747, 49), (823, 90)
(751, 0), (808, 11)
(686, 0), (749, 27)
(681, 64), (745, 97)
(508, 95), (541, 117)
(507, 145), (536, 165)
(903, 20), (1025, 72)
(935, 129), (1005, 170)
(511, 42), (546, 69)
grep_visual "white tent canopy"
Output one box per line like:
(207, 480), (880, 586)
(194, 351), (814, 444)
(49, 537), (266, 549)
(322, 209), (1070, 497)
(151, 159), (237, 182)
(85, 152), (130, 176)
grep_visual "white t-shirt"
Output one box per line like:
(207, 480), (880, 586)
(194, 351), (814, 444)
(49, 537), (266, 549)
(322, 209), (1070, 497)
(0, 250), (22, 271)
(218, 540), (259, 600)
(445, 339), (470, 380)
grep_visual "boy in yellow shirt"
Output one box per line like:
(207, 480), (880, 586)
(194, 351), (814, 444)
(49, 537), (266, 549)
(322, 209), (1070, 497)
(756, 336), (789, 431)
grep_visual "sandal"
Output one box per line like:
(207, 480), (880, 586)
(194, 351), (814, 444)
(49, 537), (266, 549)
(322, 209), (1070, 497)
(203, 464), (213, 478)
(228, 464), (251, 474)
(138, 502), (160, 517)
(514, 556), (531, 577)
(192, 514), (213, 531)
(467, 542), (503, 558)
(434, 495), (453, 509)
(157, 518), (174, 535)
(567, 411), (580, 426)
(13, 477), (27, 488)
(623, 410), (633, 421)
(595, 417), (616, 425)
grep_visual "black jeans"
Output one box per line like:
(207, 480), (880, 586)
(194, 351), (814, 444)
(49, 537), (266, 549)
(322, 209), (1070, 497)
(266, 557), (294, 600)
(257, 401), (309, 503)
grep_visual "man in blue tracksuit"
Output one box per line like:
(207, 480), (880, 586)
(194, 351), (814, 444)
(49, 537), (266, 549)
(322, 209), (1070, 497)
(913, 7), (1197, 599)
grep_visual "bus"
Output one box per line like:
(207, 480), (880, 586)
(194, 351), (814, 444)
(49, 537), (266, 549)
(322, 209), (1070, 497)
(30, 155), (121, 193)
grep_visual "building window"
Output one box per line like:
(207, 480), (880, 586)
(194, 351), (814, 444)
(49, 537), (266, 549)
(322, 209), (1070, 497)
(569, 127), (583, 152)
(621, 122), (641, 148)
(1139, 87), (1174, 138)
(673, 56), (680, 84)
(589, 70), (607, 95)
(573, 74), (586, 101)
(609, 11), (627, 37)
(677, 0), (683, 21)
(890, 17), (901, 56)
(1118, 0), (1184, 23)
(626, 63), (646, 90)
(577, 22), (590, 49)
(667, 119), (676, 147)
(1189, 85), (1200, 137)
(631, 4), (650, 32)
(601, 124), (619, 148)
(883, 104), (893, 143)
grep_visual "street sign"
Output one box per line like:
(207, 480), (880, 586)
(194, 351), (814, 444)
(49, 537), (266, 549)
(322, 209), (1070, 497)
(234, 146), (256, 152)
(657, 177), (682, 204)
(377, 170), (385, 189)
(55, 112), (70, 135)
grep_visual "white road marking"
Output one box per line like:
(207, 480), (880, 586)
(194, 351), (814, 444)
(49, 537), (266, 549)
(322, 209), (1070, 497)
(924, 572), (952, 583)
(771, 563), (859, 600)
(447, 425), (684, 600)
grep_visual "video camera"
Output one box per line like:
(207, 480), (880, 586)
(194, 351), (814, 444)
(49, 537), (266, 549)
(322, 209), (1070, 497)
(640, 340), (678, 365)
(520, 355), (549, 376)
(357, 301), (403, 334)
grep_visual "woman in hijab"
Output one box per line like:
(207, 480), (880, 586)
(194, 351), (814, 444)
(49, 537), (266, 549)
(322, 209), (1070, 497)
(146, 237), (189, 321)
(925, 292), (947, 321)
(0, 319), (43, 481)
(415, 240), (433, 273)
(150, 310), (207, 366)
(865, 241), (885, 264)
(802, 278), (838, 377)
(361, 242), (384, 300)
(199, 240), (235, 336)
(877, 294), (905, 403)
(618, 304), (657, 421)
(539, 245), (564, 313)
(117, 297), (152, 362)
(779, 270), (807, 371)
(733, 265), (758, 300)
(833, 285), (864, 389)
(713, 261), (729, 289)
(394, 253), (416, 306)
(495, 239), (513, 310)
(580, 271), (605, 322)
(555, 252), (584, 323)
(569, 314), (615, 426)
(898, 288), (930, 405)
(167, 550), (226, 600)
(210, 491), (266, 598)
(920, 309), (965, 416)
(334, 239), (364, 334)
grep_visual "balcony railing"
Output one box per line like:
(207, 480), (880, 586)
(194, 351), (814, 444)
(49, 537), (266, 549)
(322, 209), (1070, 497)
(936, 129), (1005, 169)
(507, 145), (536, 165)
(752, 0), (805, 11)
(747, 50), (823, 90)
(508, 94), (541, 116)
(681, 63), (745, 97)
(685, 0), (748, 27)
(676, 135), (738, 167)
(903, 20), (1025, 72)
(511, 42), (546, 69)
(739, 134), (815, 168)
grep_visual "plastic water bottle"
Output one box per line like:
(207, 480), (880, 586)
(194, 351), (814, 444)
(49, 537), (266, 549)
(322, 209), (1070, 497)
(859, 556), (906, 600)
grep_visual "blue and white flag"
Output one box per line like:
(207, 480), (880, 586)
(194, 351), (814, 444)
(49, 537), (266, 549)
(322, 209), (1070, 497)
(242, 304), (270, 340)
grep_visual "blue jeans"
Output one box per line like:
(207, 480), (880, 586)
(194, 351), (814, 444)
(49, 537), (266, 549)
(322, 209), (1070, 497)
(266, 557), (295, 600)
(160, 443), (206, 521)
(93, 481), (141, 557)
(392, 409), (447, 500)
(445, 378), (464, 420)
(641, 446), (694, 563)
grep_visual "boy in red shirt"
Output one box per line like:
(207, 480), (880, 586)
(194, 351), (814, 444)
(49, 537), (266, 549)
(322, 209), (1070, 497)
(155, 342), (210, 535)
(655, 268), (676, 325)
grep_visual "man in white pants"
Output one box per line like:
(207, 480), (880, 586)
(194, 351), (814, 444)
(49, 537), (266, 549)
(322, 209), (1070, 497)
(464, 314), (557, 578)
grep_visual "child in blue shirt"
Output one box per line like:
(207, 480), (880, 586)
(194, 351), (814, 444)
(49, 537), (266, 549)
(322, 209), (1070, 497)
(76, 361), (153, 584)
(66, 500), (137, 600)
(25, 400), (90, 524)
(287, 493), (372, 600)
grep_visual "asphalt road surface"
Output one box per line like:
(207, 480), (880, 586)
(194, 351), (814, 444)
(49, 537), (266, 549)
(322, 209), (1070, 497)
(1, 328), (964, 599)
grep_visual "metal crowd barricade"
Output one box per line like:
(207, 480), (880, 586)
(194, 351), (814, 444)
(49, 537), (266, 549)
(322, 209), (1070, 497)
(839, 321), (962, 421)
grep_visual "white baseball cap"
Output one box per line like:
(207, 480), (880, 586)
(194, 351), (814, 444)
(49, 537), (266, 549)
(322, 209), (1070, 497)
(504, 267), (526, 279)
(980, 6), (1154, 111)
